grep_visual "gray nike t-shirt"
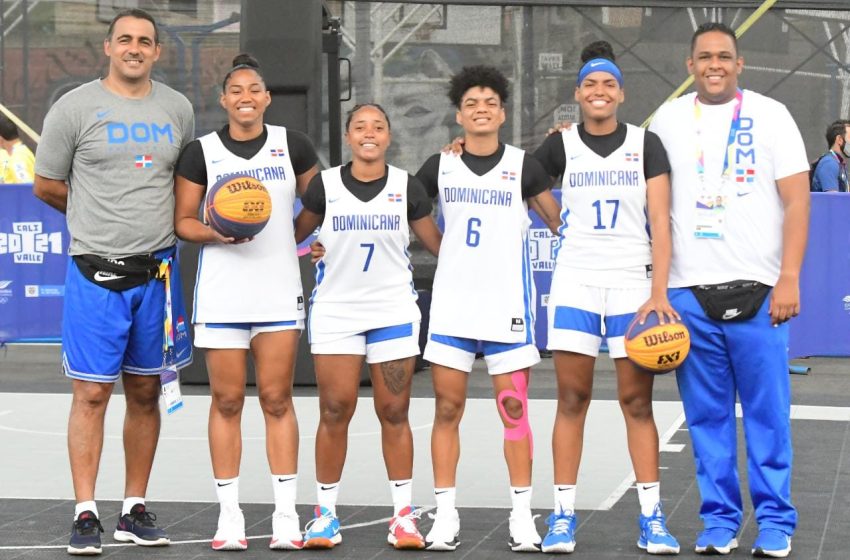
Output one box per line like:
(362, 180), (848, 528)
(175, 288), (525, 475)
(35, 79), (194, 257)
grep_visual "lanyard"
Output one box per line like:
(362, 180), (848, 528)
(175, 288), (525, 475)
(694, 88), (744, 181)
(159, 257), (174, 354)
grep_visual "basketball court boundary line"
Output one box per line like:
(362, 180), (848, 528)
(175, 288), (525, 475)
(596, 411), (687, 510)
(0, 506), (434, 551)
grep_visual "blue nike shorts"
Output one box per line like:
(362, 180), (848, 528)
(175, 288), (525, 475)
(62, 246), (193, 383)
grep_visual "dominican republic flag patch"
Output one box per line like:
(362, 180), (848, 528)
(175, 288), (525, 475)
(135, 155), (152, 168)
(501, 170), (517, 181)
(387, 193), (403, 202)
(625, 152), (640, 162)
(270, 148), (286, 157)
(736, 168), (755, 183)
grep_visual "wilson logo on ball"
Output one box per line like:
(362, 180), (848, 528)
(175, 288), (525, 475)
(205, 175), (272, 240)
(624, 312), (690, 374)
(641, 330), (688, 348)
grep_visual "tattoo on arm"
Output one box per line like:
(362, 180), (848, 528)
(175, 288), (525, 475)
(380, 359), (411, 395)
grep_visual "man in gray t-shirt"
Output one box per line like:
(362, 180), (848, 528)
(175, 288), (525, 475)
(33, 8), (194, 555)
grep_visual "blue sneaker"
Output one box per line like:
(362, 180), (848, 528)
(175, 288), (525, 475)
(541, 510), (576, 553)
(304, 506), (341, 549)
(68, 511), (104, 555)
(695, 527), (738, 555)
(752, 528), (791, 558)
(637, 504), (680, 554)
(113, 504), (169, 546)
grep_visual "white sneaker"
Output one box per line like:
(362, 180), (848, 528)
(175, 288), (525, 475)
(211, 507), (247, 551)
(425, 509), (460, 551)
(509, 511), (542, 552)
(269, 511), (303, 550)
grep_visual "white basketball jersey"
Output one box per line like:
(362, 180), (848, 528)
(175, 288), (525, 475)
(555, 124), (651, 271)
(309, 165), (419, 337)
(429, 145), (535, 343)
(193, 125), (304, 323)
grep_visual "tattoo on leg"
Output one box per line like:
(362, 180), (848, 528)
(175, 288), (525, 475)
(380, 359), (409, 395)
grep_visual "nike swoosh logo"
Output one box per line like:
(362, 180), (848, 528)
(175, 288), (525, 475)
(590, 61), (605, 67)
(569, 155), (581, 161)
(640, 484), (659, 490)
(394, 481), (411, 487)
(96, 110), (110, 119)
(327, 197), (340, 203)
(434, 490), (448, 495)
(320, 485), (337, 491)
(736, 191), (751, 197)
(217, 482), (233, 487)
(278, 477), (295, 483)
(556, 487), (573, 492)
(93, 271), (126, 282)
(176, 347), (189, 359)
(513, 489), (530, 494)
(441, 170), (454, 175)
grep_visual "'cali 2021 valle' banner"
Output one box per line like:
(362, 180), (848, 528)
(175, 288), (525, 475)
(0, 184), (69, 342)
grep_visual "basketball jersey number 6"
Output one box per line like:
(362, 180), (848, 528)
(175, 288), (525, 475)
(466, 217), (482, 247)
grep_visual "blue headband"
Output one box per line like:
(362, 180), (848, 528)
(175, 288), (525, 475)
(577, 58), (623, 86)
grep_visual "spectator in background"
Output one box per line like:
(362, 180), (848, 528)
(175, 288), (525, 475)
(0, 116), (35, 183)
(811, 119), (849, 192)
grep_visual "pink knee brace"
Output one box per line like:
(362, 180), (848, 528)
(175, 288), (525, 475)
(496, 369), (533, 458)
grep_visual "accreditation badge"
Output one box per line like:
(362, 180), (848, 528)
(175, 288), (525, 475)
(693, 177), (728, 239)
(160, 366), (184, 414)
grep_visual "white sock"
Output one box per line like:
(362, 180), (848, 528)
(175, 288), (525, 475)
(434, 487), (456, 514)
(389, 479), (413, 516)
(637, 481), (661, 516)
(317, 481), (340, 516)
(215, 477), (240, 511)
(510, 486), (533, 516)
(554, 484), (576, 514)
(75, 501), (98, 519)
(271, 474), (297, 515)
(122, 497), (144, 516)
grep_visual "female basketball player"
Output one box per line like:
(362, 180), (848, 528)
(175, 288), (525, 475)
(293, 103), (442, 550)
(533, 41), (680, 555)
(174, 54), (319, 551)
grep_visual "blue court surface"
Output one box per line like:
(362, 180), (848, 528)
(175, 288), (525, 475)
(0, 345), (847, 559)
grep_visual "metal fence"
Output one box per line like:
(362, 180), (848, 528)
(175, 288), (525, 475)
(1, 1), (848, 169)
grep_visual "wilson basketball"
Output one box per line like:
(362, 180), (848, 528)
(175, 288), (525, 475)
(624, 312), (690, 374)
(205, 175), (272, 240)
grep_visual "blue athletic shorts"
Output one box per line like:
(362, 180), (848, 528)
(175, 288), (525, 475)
(62, 246), (193, 382)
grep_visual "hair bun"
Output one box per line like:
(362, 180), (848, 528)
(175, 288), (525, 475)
(580, 40), (615, 63)
(232, 53), (260, 69)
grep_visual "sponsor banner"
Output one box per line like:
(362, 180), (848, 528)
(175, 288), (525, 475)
(528, 190), (561, 350)
(789, 193), (850, 358)
(0, 184), (69, 342)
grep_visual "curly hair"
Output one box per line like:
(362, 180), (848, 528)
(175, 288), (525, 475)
(448, 65), (509, 108)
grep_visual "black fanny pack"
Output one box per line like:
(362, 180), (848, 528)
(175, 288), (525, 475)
(73, 253), (164, 291)
(690, 280), (771, 322)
